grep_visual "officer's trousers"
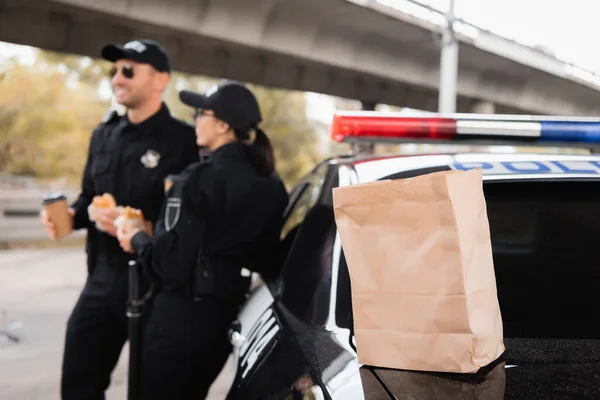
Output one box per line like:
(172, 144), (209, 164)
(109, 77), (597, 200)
(60, 258), (129, 400)
(140, 291), (240, 399)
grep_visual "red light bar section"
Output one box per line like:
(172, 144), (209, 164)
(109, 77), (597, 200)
(331, 113), (457, 142)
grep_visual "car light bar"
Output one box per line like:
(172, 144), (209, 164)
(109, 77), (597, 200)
(331, 111), (600, 144)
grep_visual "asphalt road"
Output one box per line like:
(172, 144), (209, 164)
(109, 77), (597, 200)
(0, 246), (233, 399)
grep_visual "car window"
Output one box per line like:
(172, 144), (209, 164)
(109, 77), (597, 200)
(277, 164), (337, 327)
(334, 251), (354, 332)
(278, 204), (337, 327)
(280, 163), (329, 239)
(484, 180), (600, 339)
(280, 183), (322, 239)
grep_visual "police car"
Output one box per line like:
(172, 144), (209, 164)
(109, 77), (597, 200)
(224, 111), (600, 399)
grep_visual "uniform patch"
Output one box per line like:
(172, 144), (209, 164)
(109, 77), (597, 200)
(141, 149), (160, 168)
(165, 198), (181, 231)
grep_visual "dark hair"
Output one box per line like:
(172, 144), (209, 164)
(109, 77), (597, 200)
(234, 127), (275, 176)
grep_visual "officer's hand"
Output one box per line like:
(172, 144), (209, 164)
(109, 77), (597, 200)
(40, 208), (75, 240)
(97, 208), (121, 237)
(117, 223), (140, 254)
(143, 220), (153, 238)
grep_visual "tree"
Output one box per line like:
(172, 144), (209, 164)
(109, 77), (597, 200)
(36, 50), (113, 90)
(1, 48), (323, 189)
(248, 84), (322, 187)
(0, 51), (110, 185)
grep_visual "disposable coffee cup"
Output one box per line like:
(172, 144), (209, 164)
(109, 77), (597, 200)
(42, 192), (73, 239)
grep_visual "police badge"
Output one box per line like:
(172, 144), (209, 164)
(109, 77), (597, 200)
(165, 197), (181, 231)
(141, 149), (160, 168)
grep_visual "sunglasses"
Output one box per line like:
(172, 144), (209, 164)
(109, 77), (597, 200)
(194, 109), (216, 119)
(109, 65), (135, 79)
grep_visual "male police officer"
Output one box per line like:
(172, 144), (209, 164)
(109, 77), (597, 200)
(40, 39), (200, 400)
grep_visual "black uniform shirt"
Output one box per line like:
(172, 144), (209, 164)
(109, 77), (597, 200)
(131, 141), (290, 291)
(71, 103), (200, 267)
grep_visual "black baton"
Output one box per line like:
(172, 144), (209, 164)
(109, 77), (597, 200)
(127, 260), (143, 400)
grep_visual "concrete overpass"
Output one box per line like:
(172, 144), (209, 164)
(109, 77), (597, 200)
(2, 0), (600, 115)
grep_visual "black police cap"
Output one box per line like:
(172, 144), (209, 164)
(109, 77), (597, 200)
(101, 39), (171, 73)
(179, 81), (262, 134)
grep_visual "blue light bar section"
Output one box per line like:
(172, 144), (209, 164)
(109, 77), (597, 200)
(540, 121), (600, 143)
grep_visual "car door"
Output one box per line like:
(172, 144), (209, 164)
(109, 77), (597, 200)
(226, 163), (332, 399)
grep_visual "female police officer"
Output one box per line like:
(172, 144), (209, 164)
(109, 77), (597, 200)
(116, 80), (289, 399)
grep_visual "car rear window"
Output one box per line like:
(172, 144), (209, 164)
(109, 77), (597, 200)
(484, 180), (600, 339)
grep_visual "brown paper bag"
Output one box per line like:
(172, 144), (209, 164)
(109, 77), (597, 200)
(332, 168), (504, 373)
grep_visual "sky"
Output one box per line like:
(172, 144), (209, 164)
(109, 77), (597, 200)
(413, 0), (600, 73)
(2, 0), (600, 123)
